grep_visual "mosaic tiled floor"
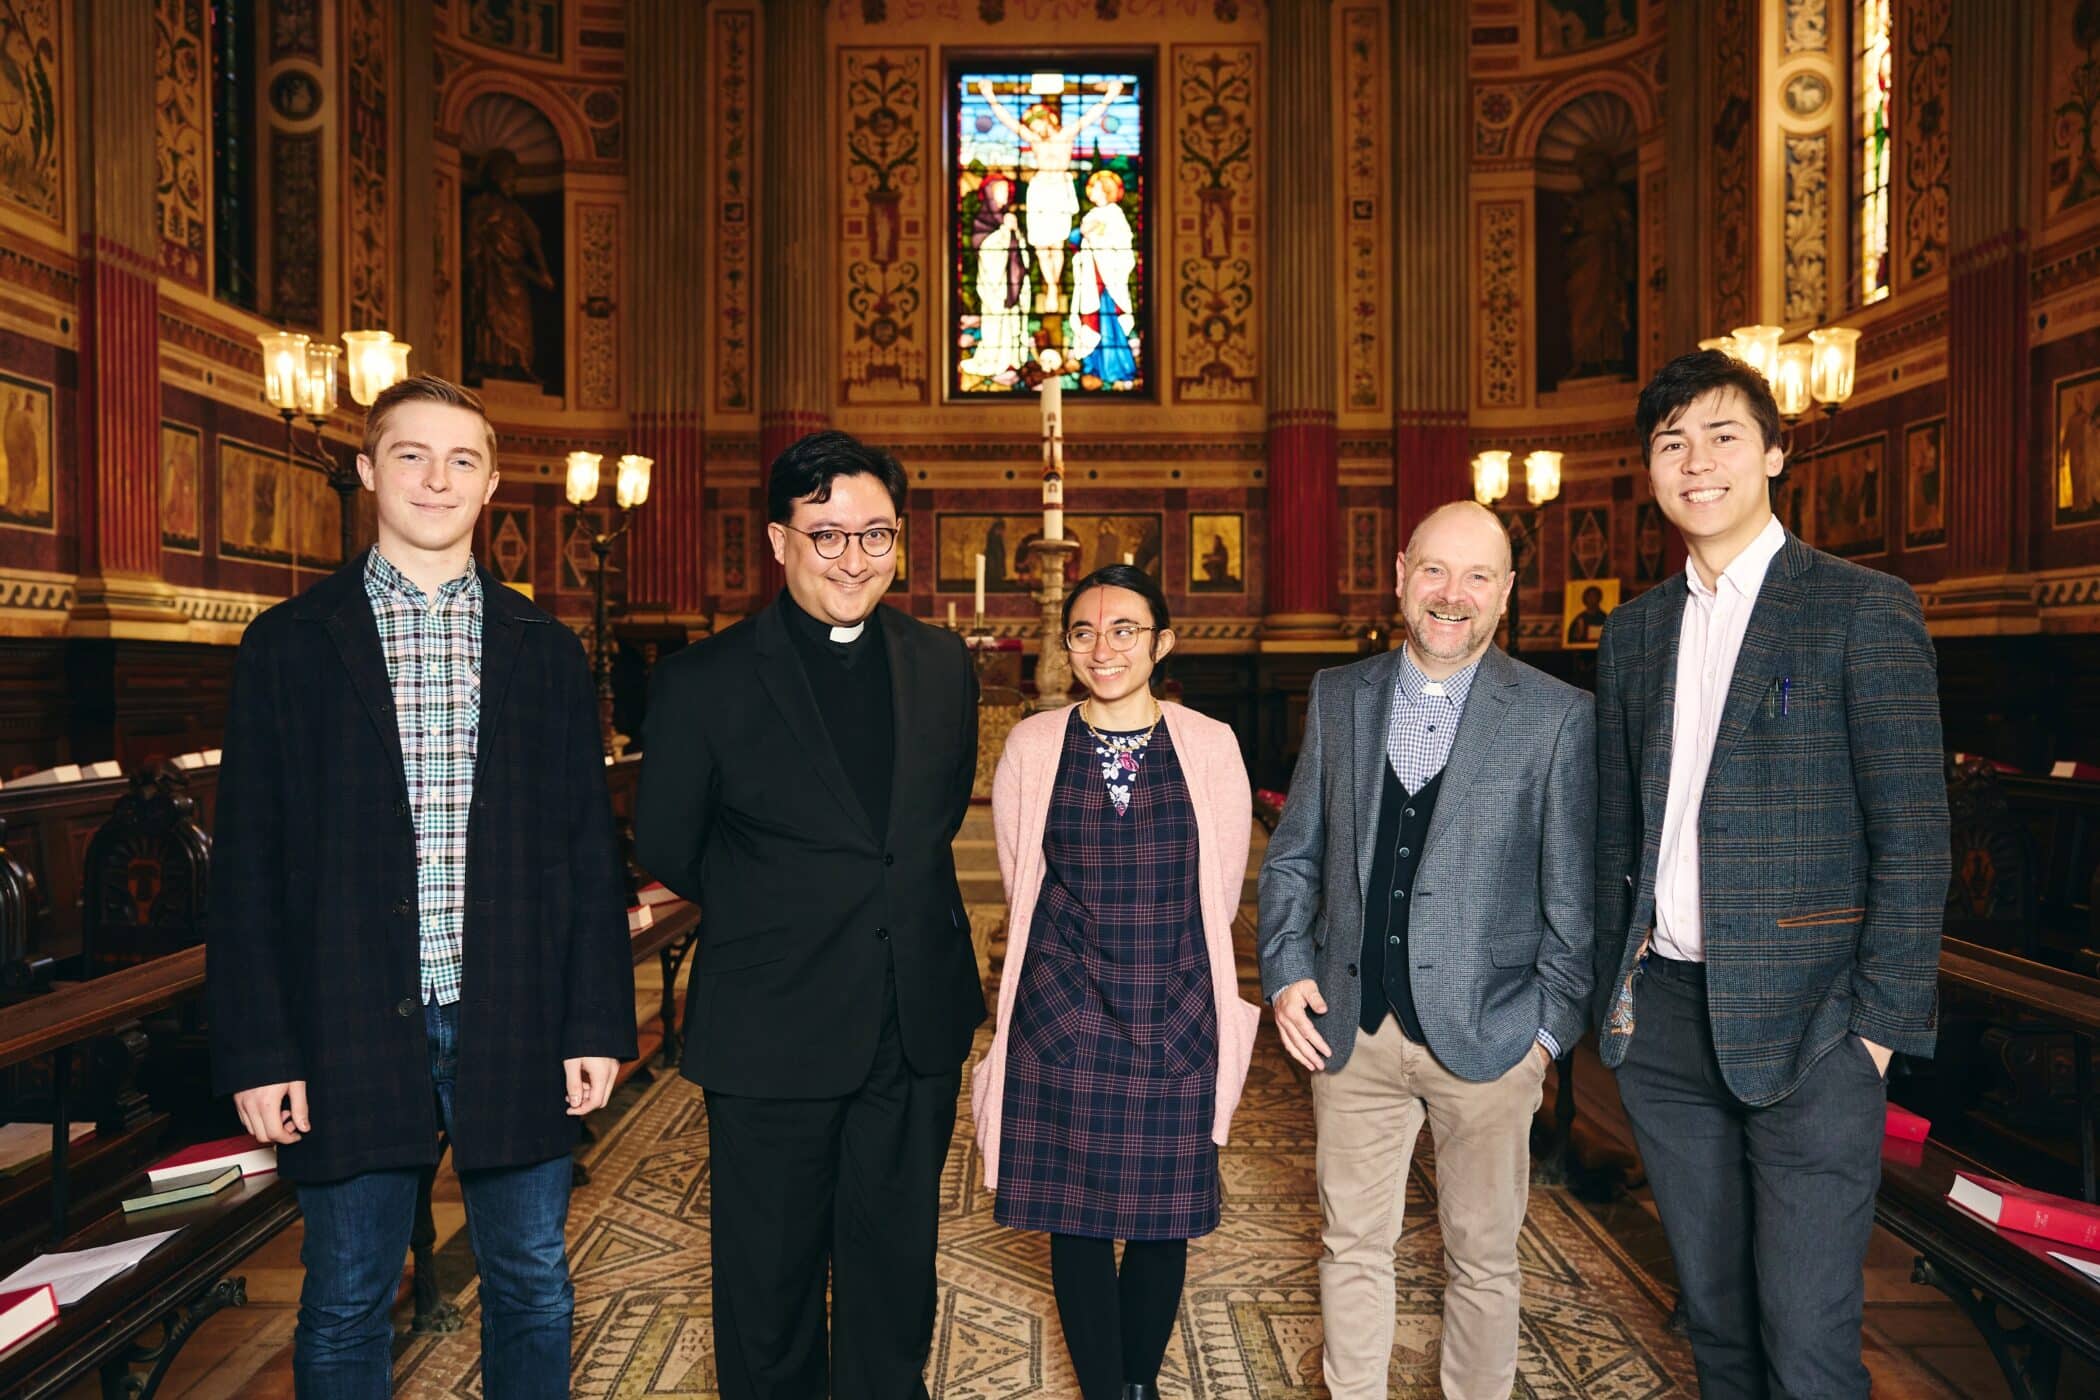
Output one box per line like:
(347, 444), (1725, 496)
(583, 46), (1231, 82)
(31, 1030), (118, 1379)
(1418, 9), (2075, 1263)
(392, 1017), (1705, 1398)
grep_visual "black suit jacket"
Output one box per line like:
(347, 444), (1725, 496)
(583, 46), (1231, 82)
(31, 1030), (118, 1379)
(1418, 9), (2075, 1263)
(206, 554), (638, 1182)
(635, 598), (983, 1098)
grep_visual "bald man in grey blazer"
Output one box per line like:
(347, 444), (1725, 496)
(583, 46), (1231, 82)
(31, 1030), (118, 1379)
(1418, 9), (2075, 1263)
(1258, 501), (1594, 1400)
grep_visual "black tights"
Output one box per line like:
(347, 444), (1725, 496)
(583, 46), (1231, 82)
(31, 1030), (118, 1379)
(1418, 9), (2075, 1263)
(1048, 1234), (1188, 1400)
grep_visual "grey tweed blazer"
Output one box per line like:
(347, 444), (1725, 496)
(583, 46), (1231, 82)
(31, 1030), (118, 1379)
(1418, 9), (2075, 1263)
(1591, 532), (1949, 1107)
(1257, 645), (1595, 1080)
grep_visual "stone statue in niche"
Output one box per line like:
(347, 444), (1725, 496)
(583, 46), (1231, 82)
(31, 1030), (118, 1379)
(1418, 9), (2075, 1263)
(465, 148), (557, 385)
(1562, 149), (1635, 379)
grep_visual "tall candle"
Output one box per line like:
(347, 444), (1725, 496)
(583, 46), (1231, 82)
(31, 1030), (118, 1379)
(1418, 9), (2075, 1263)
(1044, 507), (1064, 543)
(1122, 552), (1134, 566)
(974, 553), (986, 617)
(947, 600), (957, 630)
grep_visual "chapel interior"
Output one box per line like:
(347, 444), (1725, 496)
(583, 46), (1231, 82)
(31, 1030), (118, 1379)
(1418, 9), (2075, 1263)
(1, 0), (2098, 1396)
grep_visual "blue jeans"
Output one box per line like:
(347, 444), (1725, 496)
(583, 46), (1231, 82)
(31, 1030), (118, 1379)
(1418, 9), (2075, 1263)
(294, 999), (576, 1399)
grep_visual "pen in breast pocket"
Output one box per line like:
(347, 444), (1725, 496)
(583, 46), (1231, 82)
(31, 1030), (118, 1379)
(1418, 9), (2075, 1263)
(1780, 676), (1791, 717)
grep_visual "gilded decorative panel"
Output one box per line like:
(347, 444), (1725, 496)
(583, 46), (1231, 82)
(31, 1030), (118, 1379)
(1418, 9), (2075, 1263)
(433, 165), (459, 378)
(345, 0), (391, 330)
(575, 200), (622, 410)
(1711, 0), (1753, 329)
(713, 8), (754, 415)
(2046, 0), (2100, 221)
(839, 47), (929, 404)
(271, 131), (324, 326)
(1171, 45), (1258, 402)
(1899, 0), (1949, 282)
(0, 0), (65, 230)
(161, 421), (201, 552)
(1643, 165), (1666, 375)
(1783, 0), (1829, 54)
(1339, 6), (1385, 414)
(271, 0), (320, 61)
(1473, 81), (1545, 161)
(0, 371), (54, 531)
(156, 0), (209, 287)
(1476, 200), (1523, 408)
(1783, 133), (1829, 322)
(460, 0), (562, 62)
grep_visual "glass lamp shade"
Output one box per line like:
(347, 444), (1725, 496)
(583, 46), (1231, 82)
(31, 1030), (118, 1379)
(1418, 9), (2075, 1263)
(299, 344), (340, 418)
(381, 341), (412, 389)
(1471, 450), (1511, 507)
(565, 451), (603, 508)
(1808, 326), (1861, 406)
(1698, 335), (1739, 359)
(1523, 450), (1563, 507)
(258, 331), (310, 411)
(1771, 342), (1814, 418)
(341, 330), (393, 406)
(615, 454), (653, 510)
(1729, 325), (1785, 382)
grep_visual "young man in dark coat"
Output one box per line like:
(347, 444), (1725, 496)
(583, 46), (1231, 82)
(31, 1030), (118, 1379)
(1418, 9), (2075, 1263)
(637, 431), (981, 1400)
(208, 374), (636, 1398)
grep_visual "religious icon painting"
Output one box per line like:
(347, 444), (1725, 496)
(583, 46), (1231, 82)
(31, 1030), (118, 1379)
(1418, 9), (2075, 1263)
(487, 506), (534, 587)
(1772, 466), (1813, 543)
(218, 439), (293, 564)
(937, 513), (1034, 594)
(1075, 513), (1161, 576)
(1188, 513), (1245, 593)
(708, 510), (750, 597)
(1812, 435), (1887, 557)
(291, 469), (342, 569)
(1562, 577), (1620, 650)
(1567, 504), (1612, 579)
(0, 372), (54, 531)
(2053, 367), (2100, 527)
(950, 59), (1149, 397)
(159, 423), (202, 553)
(1537, 0), (1636, 58)
(1904, 418), (1946, 550)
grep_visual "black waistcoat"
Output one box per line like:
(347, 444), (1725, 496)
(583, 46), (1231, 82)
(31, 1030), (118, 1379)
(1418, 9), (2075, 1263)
(1358, 765), (1445, 1040)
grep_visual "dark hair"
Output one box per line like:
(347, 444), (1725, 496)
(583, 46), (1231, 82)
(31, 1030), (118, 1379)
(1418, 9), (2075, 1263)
(766, 430), (908, 524)
(1634, 350), (1783, 464)
(1062, 563), (1171, 641)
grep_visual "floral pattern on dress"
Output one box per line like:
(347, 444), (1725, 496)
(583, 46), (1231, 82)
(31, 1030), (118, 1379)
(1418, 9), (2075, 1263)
(1092, 728), (1153, 816)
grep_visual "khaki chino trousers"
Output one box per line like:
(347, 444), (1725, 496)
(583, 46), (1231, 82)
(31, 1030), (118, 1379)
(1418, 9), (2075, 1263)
(1310, 1017), (1546, 1400)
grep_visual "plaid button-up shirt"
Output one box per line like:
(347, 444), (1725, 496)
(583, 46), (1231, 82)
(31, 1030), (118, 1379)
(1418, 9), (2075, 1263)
(364, 549), (482, 1007)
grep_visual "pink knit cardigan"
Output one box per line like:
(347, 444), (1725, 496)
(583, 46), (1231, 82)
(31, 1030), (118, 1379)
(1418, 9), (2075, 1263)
(970, 700), (1263, 1190)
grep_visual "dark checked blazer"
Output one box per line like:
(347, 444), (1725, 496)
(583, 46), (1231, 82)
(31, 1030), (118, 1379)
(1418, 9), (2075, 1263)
(207, 554), (637, 1183)
(1592, 531), (1949, 1107)
(634, 599), (984, 1099)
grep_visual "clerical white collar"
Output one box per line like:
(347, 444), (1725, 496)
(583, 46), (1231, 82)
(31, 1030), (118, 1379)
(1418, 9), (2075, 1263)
(829, 621), (867, 644)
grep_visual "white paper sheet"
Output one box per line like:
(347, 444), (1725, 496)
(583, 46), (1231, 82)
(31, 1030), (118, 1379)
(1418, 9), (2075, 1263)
(2049, 1251), (2100, 1287)
(0, 1229), (182, 1307)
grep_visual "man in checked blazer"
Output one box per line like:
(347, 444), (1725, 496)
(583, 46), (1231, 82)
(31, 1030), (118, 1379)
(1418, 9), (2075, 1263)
(208, 376), (636, 1398)
(1259, 501), (1594, 1400)
(1594, 350), (1948, 1398)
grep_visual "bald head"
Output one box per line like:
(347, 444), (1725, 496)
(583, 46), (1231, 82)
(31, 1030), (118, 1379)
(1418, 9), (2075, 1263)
(1405, 500), (1514, 576)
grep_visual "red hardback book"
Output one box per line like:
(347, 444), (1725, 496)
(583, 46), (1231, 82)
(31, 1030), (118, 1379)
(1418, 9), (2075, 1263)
(145, 1134), (277, 1187)
(1948, 1173), (2100, 1249)
(0, 1284), (58, 1356)
(1884, 1104), (1930, 1142)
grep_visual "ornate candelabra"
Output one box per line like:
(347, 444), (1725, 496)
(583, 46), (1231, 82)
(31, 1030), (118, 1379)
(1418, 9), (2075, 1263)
(565, 451), (654, 755)
(1025, 535), (1082, 709)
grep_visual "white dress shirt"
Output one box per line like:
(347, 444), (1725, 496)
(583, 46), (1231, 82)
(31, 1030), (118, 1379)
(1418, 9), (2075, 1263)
(1652, 516), (1788, 963)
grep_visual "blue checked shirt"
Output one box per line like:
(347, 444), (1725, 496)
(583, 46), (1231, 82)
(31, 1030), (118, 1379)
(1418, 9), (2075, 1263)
(364, 550), (482, 1007)
(1386, 646), (1561, 1060)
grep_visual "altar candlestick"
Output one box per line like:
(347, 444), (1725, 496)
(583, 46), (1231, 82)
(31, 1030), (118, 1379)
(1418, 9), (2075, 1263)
(974, 553), (986, 618)
(947, 601), (957, 630)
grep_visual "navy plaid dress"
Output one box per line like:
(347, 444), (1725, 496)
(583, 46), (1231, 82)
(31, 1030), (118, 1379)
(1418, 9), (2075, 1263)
(995, 710), (1220, 1240)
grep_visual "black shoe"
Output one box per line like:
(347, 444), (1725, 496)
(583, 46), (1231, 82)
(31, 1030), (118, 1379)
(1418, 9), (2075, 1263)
(1121, 1387), (1153, 1400)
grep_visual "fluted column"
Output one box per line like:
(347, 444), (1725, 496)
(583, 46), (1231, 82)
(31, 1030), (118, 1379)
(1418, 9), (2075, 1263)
(626, 0), (708, 624)
(755, 0), (833, 601)
(1945, 2), (2030, 584)
(1263, 0), (1340, 636)
(1391, 0), (1470, 560)
(72, 0), (179, 633)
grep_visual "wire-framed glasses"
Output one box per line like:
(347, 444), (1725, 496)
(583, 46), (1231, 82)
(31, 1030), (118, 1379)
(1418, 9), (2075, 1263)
(1064, 624), (1156, 653)
(782, 524), (898, 559)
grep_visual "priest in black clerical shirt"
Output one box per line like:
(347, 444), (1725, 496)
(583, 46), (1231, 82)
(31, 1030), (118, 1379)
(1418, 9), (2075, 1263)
(636, 431), (981, 1400)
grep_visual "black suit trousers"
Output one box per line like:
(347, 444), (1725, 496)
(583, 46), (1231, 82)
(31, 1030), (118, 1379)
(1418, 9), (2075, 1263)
(1615, 957), (1884, 1400)
(704, 962), (960, 1400)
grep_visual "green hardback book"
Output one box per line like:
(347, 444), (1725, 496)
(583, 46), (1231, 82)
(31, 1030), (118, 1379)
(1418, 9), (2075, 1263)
(121, 1162), (240, 1213)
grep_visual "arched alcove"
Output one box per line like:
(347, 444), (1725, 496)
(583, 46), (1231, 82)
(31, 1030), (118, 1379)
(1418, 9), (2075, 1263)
(458, 92), (567, 395)
(1533, 90), (1640, 391)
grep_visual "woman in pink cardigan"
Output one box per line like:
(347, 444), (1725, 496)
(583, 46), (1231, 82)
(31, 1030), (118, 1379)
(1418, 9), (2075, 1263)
(972, 564), (1262, 1400)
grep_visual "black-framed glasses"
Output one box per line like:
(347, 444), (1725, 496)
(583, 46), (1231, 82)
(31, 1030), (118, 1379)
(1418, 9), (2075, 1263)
(1065, 624), (1156, 653)
(782, 524), (898, 560)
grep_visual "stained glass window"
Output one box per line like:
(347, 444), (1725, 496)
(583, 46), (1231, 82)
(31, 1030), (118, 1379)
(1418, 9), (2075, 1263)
(952, 66), (1146, 395)
(1856, 0), (1893, 305)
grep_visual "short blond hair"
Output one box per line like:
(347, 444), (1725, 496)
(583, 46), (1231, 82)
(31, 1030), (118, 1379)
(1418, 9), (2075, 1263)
(361, 374), (499, 468)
